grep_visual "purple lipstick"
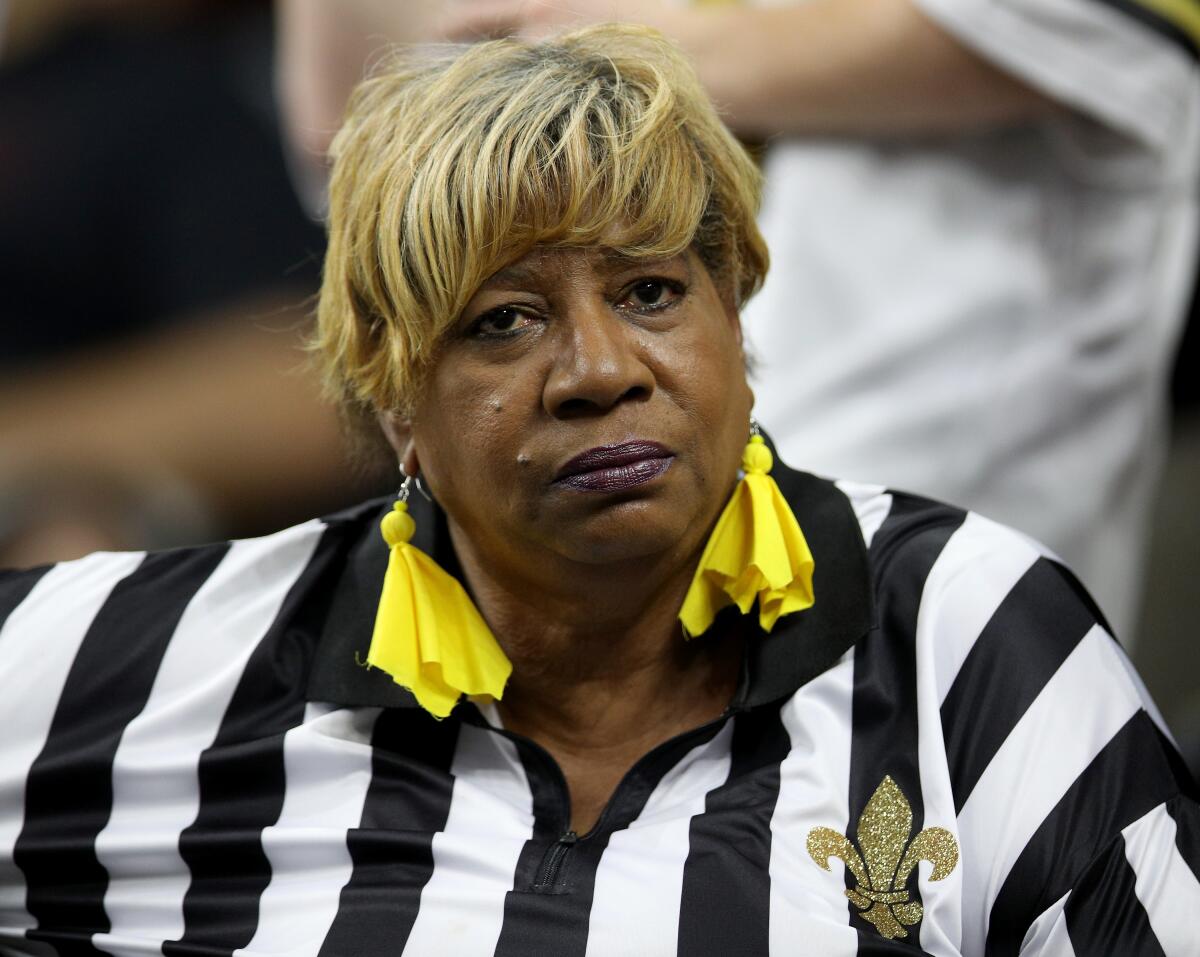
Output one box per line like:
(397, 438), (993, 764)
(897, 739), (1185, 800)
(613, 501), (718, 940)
(554, 441), (674, 492)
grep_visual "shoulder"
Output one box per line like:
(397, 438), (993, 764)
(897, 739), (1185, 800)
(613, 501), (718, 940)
(0, 508), (378, 680)
(826, 481), (1200, 951)
(841, 481), (1131, 711)
(825, 475), (1183, 817)
(0, 506), (395, 814)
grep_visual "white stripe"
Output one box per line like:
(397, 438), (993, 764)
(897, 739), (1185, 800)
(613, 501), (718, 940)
(957, 625), (1143, 955)
(834, 480), (891, 549)
(1113, 645), (1175, 744)
(0, 552), (144, 936)
(768, 651), (859, 956)
(93, 522), (324, 951)
(401, 724), (535, 956)
(914, 511), (1042, 953)
(584, 722), (734, 957)
(1123, 803), (1200, 957)
(238, 704), (381, 956)
(922, 512), (1042, 704)
(1017, 893), (1075, 957)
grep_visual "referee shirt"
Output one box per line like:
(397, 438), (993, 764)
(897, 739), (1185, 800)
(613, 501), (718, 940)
(0, 463), (1196, 955)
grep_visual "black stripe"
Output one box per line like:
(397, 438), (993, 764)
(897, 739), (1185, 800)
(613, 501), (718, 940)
(740, 462), (873, 709)
(985, 712), (1189, 957)
(1044, 558), (1116, 642)
(1093, 0), (1199, 63)
(165, 526), (350, 956)
(846, 493), (964, 945)
(941, 559), (1098, 813)
(0, 565), (53, 632)
(676, 705), (791, 957)
(13, 545), (229, 956)
(492, 720), (727, 957)
(491, 732), (576, 957)
(1166, 793), (1200, 883)
(316, 708), (461, 957)
(1063, 835), (1167, 957)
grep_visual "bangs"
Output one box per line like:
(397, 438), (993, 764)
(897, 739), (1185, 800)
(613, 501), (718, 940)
(383, 40), (712, 327)
(318, 25), (766, 415)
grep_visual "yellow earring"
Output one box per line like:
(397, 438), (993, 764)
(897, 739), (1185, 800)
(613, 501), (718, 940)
(678, 424), (815, 638)
(366, 472), (512, 718)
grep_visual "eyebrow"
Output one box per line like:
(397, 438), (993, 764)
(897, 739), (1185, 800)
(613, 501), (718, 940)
(597, 249), (687, 271)
(483, 261), (542, 288)
(481, 249), (688, 289)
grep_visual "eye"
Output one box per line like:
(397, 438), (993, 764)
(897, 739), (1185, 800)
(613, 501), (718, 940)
(472, 306), (532, 338)
(621, 278), (684, 312)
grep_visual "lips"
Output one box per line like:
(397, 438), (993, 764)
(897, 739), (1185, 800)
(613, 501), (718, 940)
(553, 441), (674, 492)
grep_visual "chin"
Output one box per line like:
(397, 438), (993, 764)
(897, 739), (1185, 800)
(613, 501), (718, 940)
(542, 500), (693, 567)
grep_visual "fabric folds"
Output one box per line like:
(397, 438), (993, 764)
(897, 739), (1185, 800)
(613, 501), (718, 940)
(679, 436), (815, 638)
(367, 501), (512, 718)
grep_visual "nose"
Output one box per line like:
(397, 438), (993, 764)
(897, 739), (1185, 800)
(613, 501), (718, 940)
(542, 305), (655, 418)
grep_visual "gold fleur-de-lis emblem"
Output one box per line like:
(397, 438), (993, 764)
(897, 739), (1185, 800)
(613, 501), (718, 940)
(807, 776), (959, 940)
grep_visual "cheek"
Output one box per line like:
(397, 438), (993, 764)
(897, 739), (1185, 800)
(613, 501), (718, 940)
(413, 370), (529, 500)
(683, 333), (752, 467)
(652, 324), (750, 423)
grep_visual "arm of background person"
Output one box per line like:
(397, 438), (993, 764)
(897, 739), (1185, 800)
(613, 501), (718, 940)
(441, 0), (1056, 138)
(451, 0), (1200, 157)
(277, 0), (448, 164)
(0, 293), (377, 568)
(277, 0), (1053, 167)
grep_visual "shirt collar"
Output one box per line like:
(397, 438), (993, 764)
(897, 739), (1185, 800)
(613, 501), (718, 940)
(305, 452), (874, 712)
(732, 460), (874, 709)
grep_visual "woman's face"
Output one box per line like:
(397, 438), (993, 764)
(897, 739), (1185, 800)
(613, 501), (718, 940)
(384, 244), (753, 585)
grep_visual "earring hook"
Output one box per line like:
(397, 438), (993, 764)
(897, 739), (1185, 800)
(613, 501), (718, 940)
(398, 466), (432, 503)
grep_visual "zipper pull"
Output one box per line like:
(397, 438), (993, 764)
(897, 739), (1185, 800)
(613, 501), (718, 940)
(534, 830), (579, 890)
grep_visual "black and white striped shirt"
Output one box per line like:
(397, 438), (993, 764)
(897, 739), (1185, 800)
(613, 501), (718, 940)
(1, 465), (1196, 955)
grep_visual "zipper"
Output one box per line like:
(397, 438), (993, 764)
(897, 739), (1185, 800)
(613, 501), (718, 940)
(527, 708), (735, 893)
(534, 830), (578, 890)
(460, 700), (741, 892)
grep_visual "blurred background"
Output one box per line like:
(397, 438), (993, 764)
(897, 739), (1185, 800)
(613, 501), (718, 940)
(0, 0), (1195, 771)
(0, 0), (386, 568)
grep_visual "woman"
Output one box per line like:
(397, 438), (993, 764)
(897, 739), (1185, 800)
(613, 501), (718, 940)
(0, 25), (1195, 957)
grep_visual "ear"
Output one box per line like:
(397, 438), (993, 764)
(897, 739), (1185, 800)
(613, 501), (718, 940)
(377, 411), (421, 477)
(728, 304), (745, 348)
(715, 277), (743, 348)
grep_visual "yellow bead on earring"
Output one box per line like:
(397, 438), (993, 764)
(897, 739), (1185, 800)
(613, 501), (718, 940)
(366, 476), (512, 718)
(380, 499), (416, 545)
(678, 427), (815, 638)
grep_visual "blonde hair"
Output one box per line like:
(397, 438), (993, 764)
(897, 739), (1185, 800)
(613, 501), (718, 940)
(316, 23), (769, 415)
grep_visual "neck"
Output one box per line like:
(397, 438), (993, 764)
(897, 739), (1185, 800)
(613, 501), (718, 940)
(490, 580), (741, 742)
(491, 592), (743, 833)
(495, 619), (743, 754)
(449, 524), (743, 831)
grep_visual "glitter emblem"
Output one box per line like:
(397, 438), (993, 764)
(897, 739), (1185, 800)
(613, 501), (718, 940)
(807, 775), (959, 940)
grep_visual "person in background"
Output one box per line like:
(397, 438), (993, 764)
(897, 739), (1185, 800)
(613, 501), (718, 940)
(0, 0), (383, 569)
(278, 0), (1200, 645)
